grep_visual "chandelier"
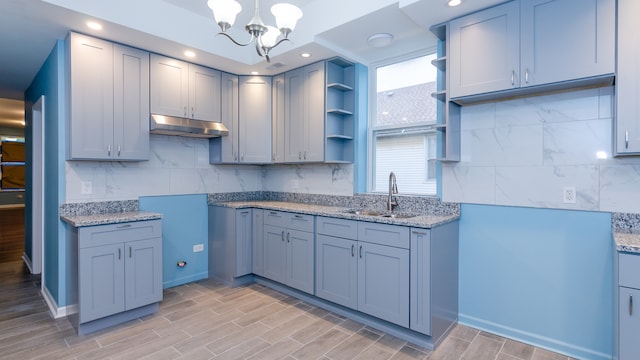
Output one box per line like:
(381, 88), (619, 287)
(207, 0), (303, 62)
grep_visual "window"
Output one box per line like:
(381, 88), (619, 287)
(369, 53), (438, 195)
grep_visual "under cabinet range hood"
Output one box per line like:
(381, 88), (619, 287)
(149, 114), (229, 138)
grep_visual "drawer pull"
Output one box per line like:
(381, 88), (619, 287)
(412, 230), (427, 235)
(269, 211), (278, 215)
(240, 211), (250, 215)
(631, 295), (634, 316)
(117, 224), (132, 229)
(351, 244), (354, 257)
(294, 214), (304, 219)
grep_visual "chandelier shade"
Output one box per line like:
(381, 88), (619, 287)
(207, 0), (303, 62)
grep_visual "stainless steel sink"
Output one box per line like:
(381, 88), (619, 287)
(345, 209), (384, 216)
(381, 213), (417, 219)
(343, 209), (417, 219)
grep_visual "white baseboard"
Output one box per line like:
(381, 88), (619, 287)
(41, 286), (78, 319)
(22, 253), (33, 273)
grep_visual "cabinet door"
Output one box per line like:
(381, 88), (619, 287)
(79, 243), (125, 323)
(286, 229), (314, 294)
(449, 1), (520, 98)
(252, 209), (264, 276)
(235, 209), (253, 277)
(303, 62), (325, 162)
(615, 0), (640, 155)
(285, 68), (305, 162)
(150, 54), (189, 118)
(113, 44), (149, 161)
(239, 76), (272, 163)
(69, 33), (114, 160)
(124, 238), (163, 310)
(315, 234), (357, 309)
(410, 229), (431, 335)
(357, 242), (409, 327)
(219, 73), (239, 162)
(272, 74), (286, 163)
(520, 0), (614, 87)
(263, 224), (286, 283)
(189, 64), (221, 121)
(619, 287), (640, 359)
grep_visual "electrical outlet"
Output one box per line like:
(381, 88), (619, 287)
(193, 244), (204, 252)
(81, 181), (92, 195)
(563, 186), (576, 204)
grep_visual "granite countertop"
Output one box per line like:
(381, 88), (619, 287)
(614, 233), (640, 254)
(61, 211), (162, 227)
(212, 201), (459, 229)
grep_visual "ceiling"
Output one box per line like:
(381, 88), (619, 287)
(0, 0), (503, 128)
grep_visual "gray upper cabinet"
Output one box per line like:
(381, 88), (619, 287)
(615, 0), (640, 155)
(68, 32), (149, 161)
(285, 62), (325, 162)
(239, 76), (273, 164)
(150, 54), (221, 122)
(449, 0), (614, 101)
(272, 74), (286, 163)
(210, 73), (239, 163)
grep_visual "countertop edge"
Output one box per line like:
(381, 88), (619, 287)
(61, 211), (163, 228)
(211, 201), (459, 229)
(614, 232), (640, 255)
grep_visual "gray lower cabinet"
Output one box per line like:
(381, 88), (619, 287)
(252, 209), (264, 276)
(619, 253), (640, 359)
(208, 206), (253, 285)
(262, 211), (315, 294)
(315, 217), (409, 327)
(76, 220), (162, 331)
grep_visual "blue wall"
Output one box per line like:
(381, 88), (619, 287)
(24, 39), (67, 306)
(139, 194), (209, 288)
(458, 204), (613, 359)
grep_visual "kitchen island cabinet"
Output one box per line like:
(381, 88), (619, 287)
(67, 32), (149, 160)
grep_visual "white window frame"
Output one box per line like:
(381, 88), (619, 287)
(367, 48), (438, 195)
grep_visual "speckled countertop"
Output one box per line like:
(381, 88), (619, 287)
(613, 213), (640, 254)
(212, 201), (459, 229)
(61, 211), (162, 227)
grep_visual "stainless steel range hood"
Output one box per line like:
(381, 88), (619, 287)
(149, 114), (229, 138)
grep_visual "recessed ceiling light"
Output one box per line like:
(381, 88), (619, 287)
(184, 50), (196, 58)
(251, 71), (259, 75)
(86, 21), (103, 30)
(367, 33), (394, 48)
(448, 0), (462, 6)
(300, 52), (311, 58)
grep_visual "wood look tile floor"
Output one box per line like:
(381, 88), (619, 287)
(0, 260), (575, 360)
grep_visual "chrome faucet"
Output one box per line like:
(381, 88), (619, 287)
(387, 171), (398, 211)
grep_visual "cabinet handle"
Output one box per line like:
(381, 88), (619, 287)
(191, 106), (194, 119)
(241, 153), (244, 161)
(272, 153), (276, 161)
(234, 152), (238, 161)
(269, 211), (278, 215)
(286, 232), (290, 243)
(294, 214), (304, 219)
(298, 152), (302, 160)
(117, 145), (121, 157)
(525, 68), (529, 84)
(117, 224), (132, 228)
(129, 246), (132, 258)
(412, 230), (427, 235)
(631, 295), (634, 316)
(351, 244), (354, 257)
(118, 248), (121, 260)
(626, 130), (629, 149)
(240, 211), (250, 215)
(303, 150), (307, 160)
(184, 106), (187, 117)
(281, 230), (285, 242)
(511, 70), (515, 86)
(359, 245), (363, 258)
(107, 144), (111, 157)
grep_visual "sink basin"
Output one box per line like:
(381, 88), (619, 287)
(345, 209), (384, 216)
(381, 213), (417, 219)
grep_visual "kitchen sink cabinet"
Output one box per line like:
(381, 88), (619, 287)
(618, 253), (640, 359)
(262, 211), (315, 294)
(615, 0), (640, 155)
(74, 220), (162, 334)
(208, 206), (253, 286)
(67, 32), (150, 160)
(449, 0), (614, 102)
(150, 54), (221, 122)
(315, 217), (410, 327)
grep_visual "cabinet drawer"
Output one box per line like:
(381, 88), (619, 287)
(620, 253), (640, 289)
(78, 220), (162, 248)
(317, 216), (357, 240)
(286, 213), (315, 232)
(358, 222), (410, 249)
(264, 210), (287, 227)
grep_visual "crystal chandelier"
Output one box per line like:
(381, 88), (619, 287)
(207, 0), (303, 62)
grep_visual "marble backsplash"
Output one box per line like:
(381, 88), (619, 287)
(442, 85), (640, 214)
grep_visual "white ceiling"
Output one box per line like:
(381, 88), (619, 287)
(0, 0), (503, 128)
